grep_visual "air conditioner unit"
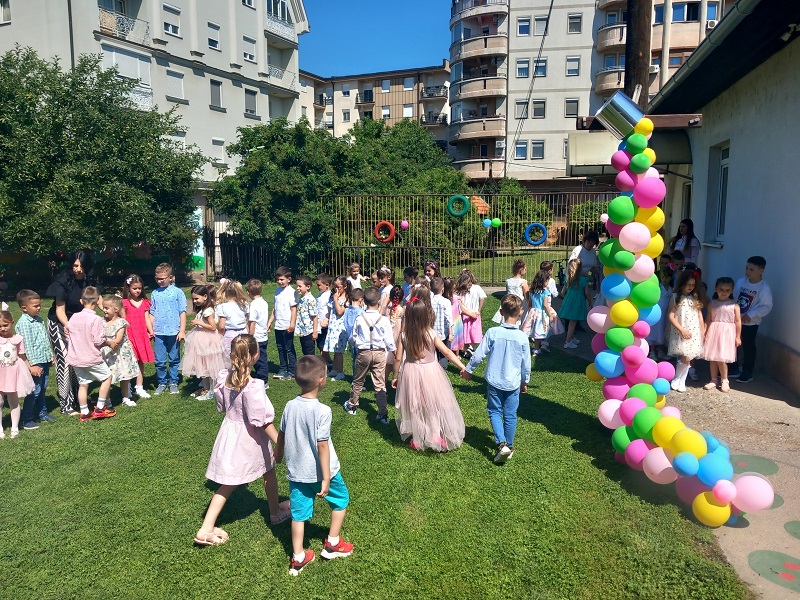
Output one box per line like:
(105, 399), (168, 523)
(495, 140), (506, 148)
(706, 19), (718, 29)
(648, 64), (660, 74)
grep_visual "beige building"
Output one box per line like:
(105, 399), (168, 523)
(298, 62), (451, 149)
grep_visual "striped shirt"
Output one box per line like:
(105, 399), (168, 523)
(15, 313), (53, 365)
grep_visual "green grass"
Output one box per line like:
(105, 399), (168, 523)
(1, 291), (749, 599)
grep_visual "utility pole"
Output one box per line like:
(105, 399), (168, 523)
(624, 0), (653, 112)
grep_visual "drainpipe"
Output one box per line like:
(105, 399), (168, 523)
(660, 0), (673, 88)
(699, 0), (709, 43)
(67, 0), (76, 69)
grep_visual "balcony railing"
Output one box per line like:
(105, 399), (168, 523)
(451, 0), (508, 18)
(355, 91), (374, 104)
(314, 118), (325, 128)
(98, 8), (151, 45)
(453, 112), (503, 123)
(456, 68), (507, 82)
(316, 94), (332, 106)
(420, 113), (448, 125)
(325, 121), (334, 130)
(267, 64), (297, 92)
(421, 85), (448, 99)
(128, 86), (153, 111)
(265, 12), (297, 44)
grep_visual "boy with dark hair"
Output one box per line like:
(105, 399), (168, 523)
(267, 266), (297, 380)
(15, 290), (55, 429)
(315, 274), (333, 369)
(246, 279), (270, 383)
(732, 256), (772, 383)
(402, 266), (418, 300)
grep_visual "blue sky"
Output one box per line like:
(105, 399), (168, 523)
(299, 1), (451, 76)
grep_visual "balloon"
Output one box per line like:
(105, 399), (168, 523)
(625, 254), (656, 283)
(605, 327), (635, 353)
(595, 350), (625, 378)
(693, 491), (731, 527)
(616, 169), (637, 191)
(643, 447), (678, 484)
(633, 337), (650, 357)
(633, 177), (667, 208)
(631, 320), (650, 339)
(671, 429), (708, 458)
(652, 416), (685, 449)
(600, 213), (609, 223)
(598, 399), (624, 429)
(603, 376), (631, 401)
(656, 361), (676, 381)
(631, 279), (661, 308)
(629, 152), (652, 174)
(642, 233), (666, 259)
(700, 431), (720, 452)
(591, 332), (609, 355)
(598, 239), (622, 267)
(638, 304), (662, 327)
(601, 273), (632, 302)
(614, 451), (627, 465)
(626, 133), (648, 155)
(652, 377), (670, 395)
(401, 220), (409, 229)
(654, 396), (666, 409)
(625, 439), (654, 471)
(673, 452), (700, 477)
(610, 150), (632, 171)
(608, 195), (636, 225)
(634, 117), (654, 136)
(610, 300), (639, 327)
(603, 266), (624, 277)
(660, 405), (682, 419)
(626, 359), (659, 385)
(627, 383), (657, 406)
(713, 444), (731, 460)
(611, 425), (638, 453)
(587, 306), (613, 333)
(697, 454), (735, 487)
(606, 220), (624, 238)
(713, 480), (737, 504)
(675, 475), (711, 505)
(619, 397), (646, 426)
(732, 475), (775, 513)
(619, 222), (652, 253)
(585, 363), (604, 382)
(491, 218), (502, 227)
(621, 345), (645, 368)
(632, 406), (663, 441)
(642, 147), (657, 165)
(634, 206), (665, 232)
(613, 249), (636, 271)
(483, 218), (492, 227)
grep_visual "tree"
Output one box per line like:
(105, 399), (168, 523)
(0, 47), (205, 258)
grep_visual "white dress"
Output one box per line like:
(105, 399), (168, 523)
(668, 296), (704, 360)
(492, 276), (526, 323)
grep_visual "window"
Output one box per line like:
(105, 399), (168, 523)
(686, 3), (701, 22)
(669, 55), (682, 67)
(606, 12), (618, 25)
(403, 77), (414, 91)
(163, 3), (180, 36)
(244, 89), (257, 115)
(479, 144), (489, 157)
(531, 140), (545, 160)
(514, 141), (527, 160)
(325, 113), (333, 128)
(654, 5), (664, 24)
(301, 106), (307, 117)
(566, 56), (580, 77)
(101, 45), (151, 86)
(212, 138), (225, 163)
(479, 104), (488, 116)
(170, 131), (186, 149)
(341, 84), (350, 97)
(1, 0), (10, 23)
(534, 58), (547, 77)
(342, 109), (350, 122)
(381, 79), (390, 93)
(165, 70), (184, 99)
(605, 55), (616, 69)
(708, 2), (719, 20)
(707, 143), (730, 239)
(515, 100), (528, 119)
(267, 0), (292, 22)
(565, 98), (579, 118)
(208, 22), (220, 50)
(403, 103), (413, 118)
(568, 14), (582, 33)
(242, 0), (254, 7)
(534, 16), (548, 36)
(210, 80), (222, 107)
(516, 59), (530, 78)
(672, 3), (686, 22)
(381, 105), (390, 119)
(532, 99), (546, 118)
(652, 56), (661, 66)
(563, 138), (569, 159)
(300, 79), (307, 92)
(242, 36), (256, 62)
(363, 110), (373, 119)
(517, 17), (530, 36)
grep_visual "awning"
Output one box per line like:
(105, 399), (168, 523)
(566, 130), (692, 176)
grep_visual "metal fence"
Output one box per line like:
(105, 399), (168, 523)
(208, 192), (614, 286)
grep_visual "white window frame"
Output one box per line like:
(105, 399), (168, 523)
(563, 138), (569, 159)
(102, 44), (151, 87)
(242, 0), (254, 7)
(516, 59), (530, 78)
(531, 99), (546, 119)
(403, 103), (413, 118)
(341, 84), (350, 97)
(210, 79), (223, 107)
(207, 22), (220, 50)
(515, 141), (528, 160)
(381, 105), (390, 119)
(381, 79), (390, 93)
(531, 140), (545, 160)
(242, 35), (256, 62)
(301, 105), (307, 117)
(714, 144), (730, 238)
(568, 13), (582, 34)
(211, 138), (225, 163)
(403, 77), (414, 91)
(534, 58), (548, 77)
(342, 109), (350, 122)
(566, 56), (580, 77)
(517, 17), (530, 36)
(300, 79), (307, 92)
(165, 69), (184, 99)
(565, 98), (579, 118)
(514, 100), (528, 119)
(534, 15), (548, 36)
(1, 0), (11, 24)
(163, 3), (181, 37)
(244, 89), (257, 115)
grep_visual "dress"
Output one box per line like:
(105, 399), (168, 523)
(123, 298), (155, 363)
(452, 285), (486, 349)
(703, 300), (737, 363)
(205, 372), (275, 485)
(395, 331), (465, 452)
(668, 296), (704, 359)
(181, 308), (226, 378)
(0, 335), (36, 396)
(524, 290), (552, 340)
(558, 277), (590, 321)
(101, 319), (141, 384)
(323, 296), (348, 353)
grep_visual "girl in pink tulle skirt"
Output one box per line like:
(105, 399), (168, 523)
(702, 277), (741, 393)
(0, 310), (35, 438)
(182, 285), (225, 399)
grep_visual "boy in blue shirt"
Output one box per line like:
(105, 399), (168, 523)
(462, 294), (531, 464)
(15, 290), (56, 429)
(149, 263), (186, 394)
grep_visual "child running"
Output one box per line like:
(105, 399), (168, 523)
(121, 274), (154, 400)
(0, 309), (36, 438)
(215, 279), (250, 366)
(323, 276), (350, 381)
(101, 295), (141, 407)
(703, 277), (741, 392)
(194, 334), (290, 546)
(559, 259), (589, 349)
(392, 298), (466, 452)
(182, 284), (225, 400)
(14, 290), (55, 430)
(492, 259), (529, 323)
(525, 269), (557, 356)
(668, 270), (706, 392)
(451, 269), (486, 358)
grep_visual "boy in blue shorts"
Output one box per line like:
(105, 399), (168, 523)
(276, 355), (353, 576)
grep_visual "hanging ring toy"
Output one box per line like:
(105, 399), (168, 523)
(524, 222), (548, 246)
(447, 194), (471, 217)
(374, 221), (396, 243)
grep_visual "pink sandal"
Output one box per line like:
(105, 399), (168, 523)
(720, 379), (730, 392)
(703, 382), (717, 391)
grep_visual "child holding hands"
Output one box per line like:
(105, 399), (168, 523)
(668, 270), (706, 392)
(101, 295), (141, 407)
(149, 263), (186, 395)
(121, 274), (154, 399)
(182, 284), (225, 399)
(15, 290), (55, 430)
(703, 277), (741, 392)
(0, 309), (36, 437)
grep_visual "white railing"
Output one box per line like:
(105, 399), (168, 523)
(451, 0), (508, 18)
(98, 8), (151, 45)
(265, 13), (297, 43)
(128, 86), (153, 111)
(267, 64), (297, 92)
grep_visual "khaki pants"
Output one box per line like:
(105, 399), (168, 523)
(349, 349), (388, 416)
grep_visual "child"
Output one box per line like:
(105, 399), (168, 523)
(430, 278), (452, 369)
(492, 259), (529, 324)
(194, 334), (291, 546)
(295, 275), (319, 357)
(150, 263), (186, 395)
(275, 355), (353, 576)
(101, 295), (141, 407)
(246, 279), (270, 383)
(315, 274), (333, 359)
(670, 250), (686, 285)
(15, 290), (55, 430)
(215, 279), (250, 365)
(667, 271), (706, 392)
(402, 267), (418, 300)
(376, 265), (393, 315)
(342, 288), (365, 363)
(346, 262), (368, 290)
(525, 269), (557, 355)
(182, 285), (225, 400)
(559, 259), (589, 349)
(323, 276), (350, 381)
(646, 266), (674, 361)
(0, 310), (36, 438)
(703, 277), (741, 393)
(392, 298), (467, 451)
(267, 266), (298, 380)
(67, 287), (115, 421)
(385, 285), (406, 379)
(540, 261), (559, 299)
(732, 256), (773, 383)
(424, 261), (441, 281)
(345, 286), (395, 423)
(122, 274), (154, 400)
(463, 294), (531, 464)
(451, 269), (486, 358)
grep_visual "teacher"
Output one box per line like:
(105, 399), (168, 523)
(668, 218), (701, 264)
(46, 251), (103, 415)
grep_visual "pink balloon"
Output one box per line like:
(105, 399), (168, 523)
(616, 169), (637, 191)
(615, 451), (627, 465)
(642, 166), (659, 179)
(713, 480), (737, 504)
(600, 213), (609, 223)
(605, 220), (624, 238)
(631, 320), (651, 339)
(626, 358), (659, 385)
(611, 150), (631, 171)
(643, 447), (678, 484)
(621, 345), (645, 368)
(619, 222), (652, 253)
(591, 332), (609, 355)
(633, 177), (667, 208)
(619, 397), (647, 426)
(657, 361), (676, 381)
(625, 439), (655, 471)
(598, 399), (624, 429)
(625, 254), (656, 283)
(660, 405), (682, 419)
(587, 306), (613, 333)
(675, 475), (712, 506)
(732, 475), (775, 513)
(603, 375), (632, 401)
(634, 337), (650, 357)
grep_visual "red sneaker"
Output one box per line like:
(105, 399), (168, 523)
(91, 407), (117, 419)
(289, 549), (315, 576)
(321, 538), (353, 560)
(78, 412), (94, 423)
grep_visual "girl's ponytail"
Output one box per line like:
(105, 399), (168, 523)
(226, 334), (258, 390)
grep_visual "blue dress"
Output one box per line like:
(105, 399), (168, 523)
(526, 289), (551, 340)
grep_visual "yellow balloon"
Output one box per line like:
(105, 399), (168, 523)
(655, 395), (667, 409)
(692, 491), (731, 527)
(604, 266), (624, 277)
(643, 147), (657, 164)
(609, 299), (639, 327)
(671, 428), (708, 458)
(585, 363), (604, 382)
(652, 416), (685, 449)
(642, 233), (665, 259)
(634, 117), (654, 136)
(635, 206), (665, 233)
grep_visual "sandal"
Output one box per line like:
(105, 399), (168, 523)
(212, 527), (229, 541)
(720, 379), (730, 393)
(194, 531), (227, 546)
(703, 382), (717, 391)
(270, 507), (291, 525)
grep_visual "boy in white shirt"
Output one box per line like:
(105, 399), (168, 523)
(267, 266), (297, 380)
(246, 279), (270, 384)
(732, 256), (773, 383)
(315, 274), (333, 369)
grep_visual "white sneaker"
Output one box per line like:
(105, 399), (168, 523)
(135, 386), (151, 399)
(670, 378), (686, 393)
(333, 372), (346, 381)
(563, 340), (579, 349)
(572, 338), (581, 344)
(541, 341), (550, 349)
(122, 398), (137, 407)
(688, 367), (699, 381)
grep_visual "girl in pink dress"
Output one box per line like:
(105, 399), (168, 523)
(392, 299), (466, 452)
(451, 269), (486, 357)
(181, 284), (225, 400)
(0, 310), (35, 439)
(122, 274), (155, 400)
(194, 334), (290, 546)
(703, 277), (741, 393)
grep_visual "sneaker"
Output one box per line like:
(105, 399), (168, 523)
(63, 407), (80, 416)
(122, 398), (137, 407)
(343, 400), (357, 415)
(703, 382), (718, 391)
(563, 340), (579, 349)
(201, 391), (215, 401)
(688, 367), (699, 381)
(541, 341), (550, 349)
(507, 446), (515, 460)
(493, 442), (512, 464)
(670, 378), (686, 393)
(289, 549), (315, 576)
(463, 347), (474, 359)
(92, 407), (116, 419)
(728, 366), (741, 378)
(321, 538), (354, 560)
(169, 384), (180, 395)
(721, 379), (731, 392)
(375, 414), (390, 425)
(273, 371), (288, 380)
(23, 420), (39, 430)
(135, 386), (151, 399)
(78, 412), (93, 422)
(39, 414), (57, 422)
(736, 372), (753, 383)
(285, 373), (295, 381)
(532, 349), (542, 356)
(190, 387), (206, 398)
(572, 338), (581, 344)
(154, 384), (167, 395)
(332, 372), (345, 381)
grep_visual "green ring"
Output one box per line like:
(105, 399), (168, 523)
(447, 194), (471, 217)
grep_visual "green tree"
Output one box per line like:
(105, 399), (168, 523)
(0, 47), (205, 257)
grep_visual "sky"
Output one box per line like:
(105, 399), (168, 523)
(299, 1), (451, 76)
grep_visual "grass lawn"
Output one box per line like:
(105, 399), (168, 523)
(1, 289), (748, 599)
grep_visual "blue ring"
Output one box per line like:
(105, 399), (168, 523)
(524, 222), (547, 246)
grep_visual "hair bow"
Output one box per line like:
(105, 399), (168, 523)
(219, 278), (229, 285)
(409, 296), (420, 303)
(126, 277), (133, 284)
(1, 302), (7, 311)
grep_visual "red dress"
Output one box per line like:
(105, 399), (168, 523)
(123, 298), (155, 363)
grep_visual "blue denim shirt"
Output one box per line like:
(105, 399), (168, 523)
(465, 323), (531, 391)
(149, 284), (187, 336)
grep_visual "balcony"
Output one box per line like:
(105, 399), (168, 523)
(451, 0), (509, 26)
(452, 157), (506, 179)
(355, 90), (374, 104)
(315, 93), (332, 107)
(420, 113), (448, 126)
(450, 72), (507, 101)
(420, 85), (449, 100)
(594, 67), (625, 95)
(598, 0), (626, 9)
(264, 12), (297, 47)
(314, 118), (324, 128)
(449, 116), (505, 142)
(128, 86), (154, 111)
(450, 33), (508, 63)
(597, 23), (627, 53)
(98, 9), (151, 46)
(266, 64), (297, 94)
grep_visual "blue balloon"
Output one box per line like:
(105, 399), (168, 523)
(713, 444), (731, 460)
(594, 350), (625, 378)
(638, 304), (662, 326)
(618, 140), (627, 151)
(697, 454), (734, 487)
(726, 515), (738, 526)
(700, 431), (720, 452)
(673, 452), (699, 477)
(652, 377), (670, 396)
(620, 190), (634, 197)
(601, 273), (632, 302)
(483, 218), (492, 227)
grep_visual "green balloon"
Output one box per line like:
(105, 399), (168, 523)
(608, 196), (636, 225)
(605, 326), (635, 353)
(627, 383), (658, 407)
(612, 425), (638, 454)
(626, 133), (648, 155)
(598, 239), (621, 267)
(631, 279), (661, 308)
(632, 407), (663, 442)
(613, 249), (636, 270)
(629, 152), (652, 174)
(491, 217), (502, 227)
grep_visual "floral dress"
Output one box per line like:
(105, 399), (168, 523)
(101, 319), (141, 384)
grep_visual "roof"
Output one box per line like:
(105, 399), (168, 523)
(650, 0), (800, 114)
(299, 60), (450, 83)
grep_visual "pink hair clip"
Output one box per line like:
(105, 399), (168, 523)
(219, 278), (229, 285)
(1, 302), (7, 311)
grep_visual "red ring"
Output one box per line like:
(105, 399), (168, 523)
(374, 221), (396, 243)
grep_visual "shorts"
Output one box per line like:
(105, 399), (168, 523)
(289, 472), (349, 522)
(73, 363), (112, 385)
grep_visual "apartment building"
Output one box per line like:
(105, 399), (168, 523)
(298, 62), (451, 150)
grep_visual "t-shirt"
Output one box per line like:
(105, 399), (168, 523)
(733, 277), (773, 326)
(569, 244), (598, 276)
(46, 272), (103, 322)
(248, 296), (269, 342)
(671, 237), (701, 264)
(347, 275), (367, 290)
(296, 293), (318, 337)
(529, 289), (551, 311)
(280, 395), (340, 483)
(461, 284), (487, 313)
(273, 285), (298, 331)
(316, 290), (332, 333)
(547, 278), (558, 298)
(215, 301), (248, 331)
